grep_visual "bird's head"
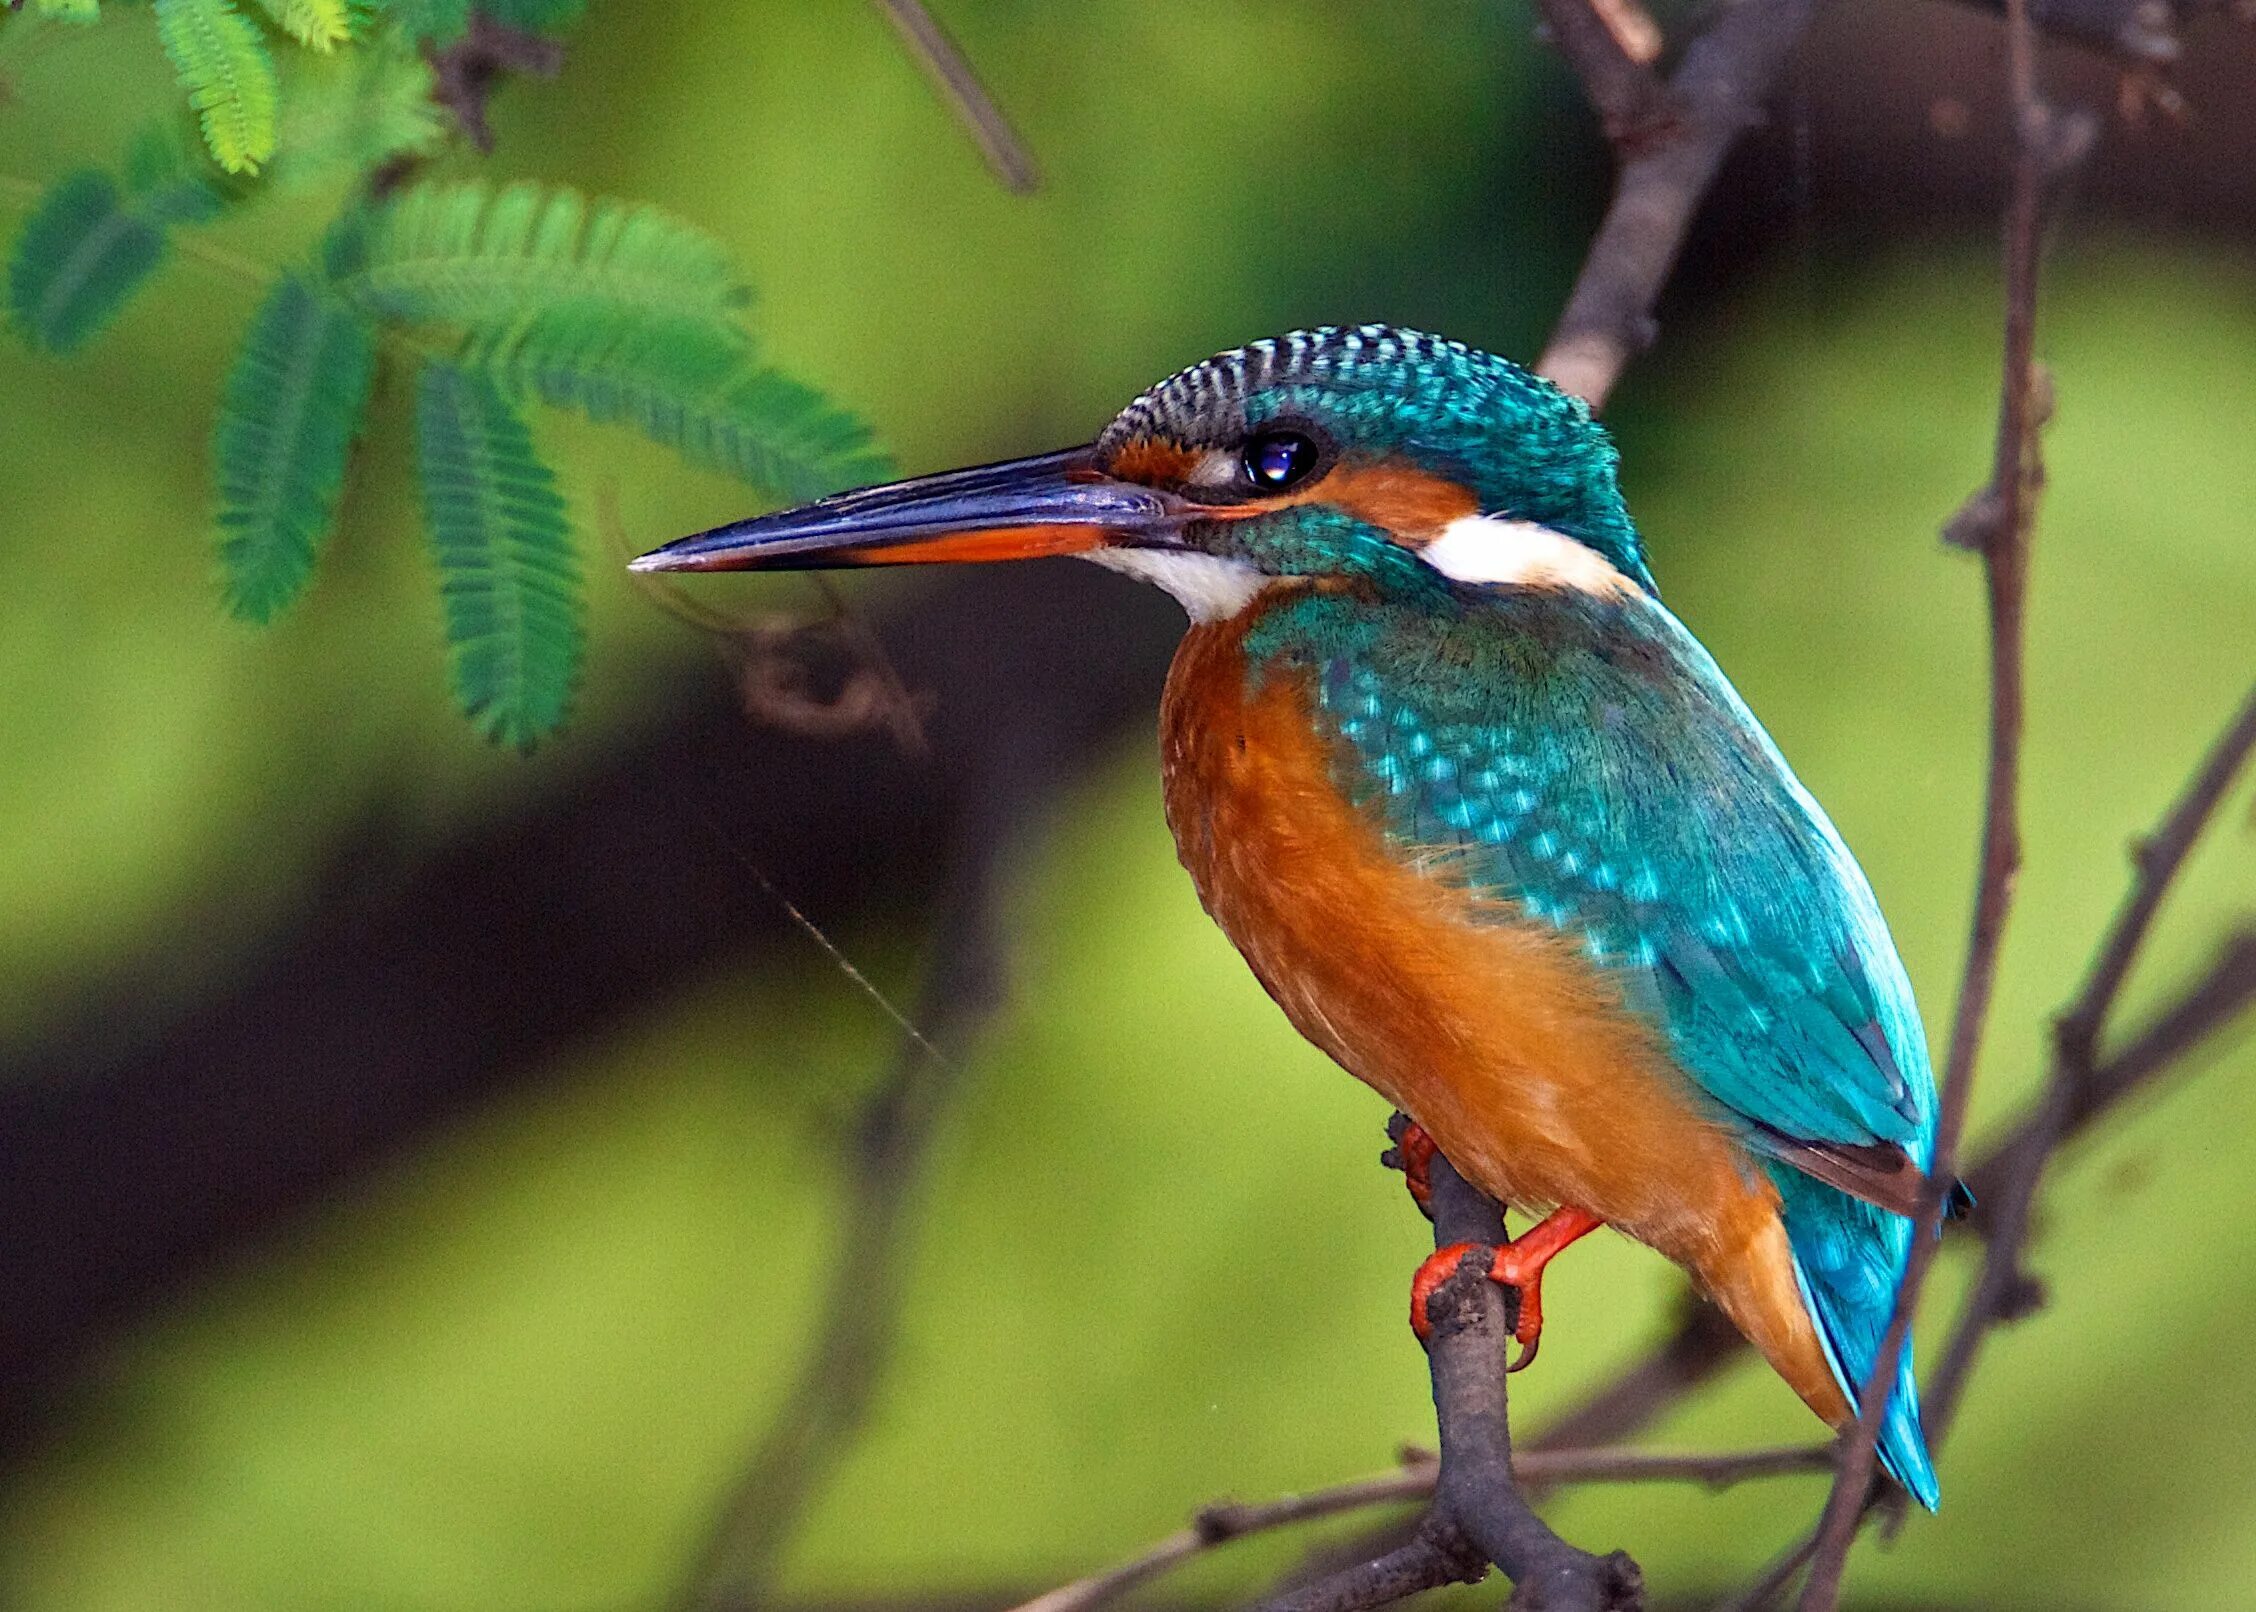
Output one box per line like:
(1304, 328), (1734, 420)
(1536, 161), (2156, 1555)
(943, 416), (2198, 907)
(632, 326), (1656, 616)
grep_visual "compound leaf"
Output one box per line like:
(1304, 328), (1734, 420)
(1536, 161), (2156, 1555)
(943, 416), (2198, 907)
(414, 357), (581, 748)
(152, 0), (280, 175)
(6, 170), (165, 353)
(215, 271), (379, 621)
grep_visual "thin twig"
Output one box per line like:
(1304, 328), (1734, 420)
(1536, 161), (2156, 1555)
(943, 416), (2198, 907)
(870, 0), (1039, 193)
(1004, 1464), (1438, 1612)
(1796, 3), (2057, 1600)
(1923, 682), (2256, 1436)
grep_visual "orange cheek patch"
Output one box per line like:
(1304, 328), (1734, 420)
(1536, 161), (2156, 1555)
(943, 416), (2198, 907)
(1320, 462), (1480, 542)
(1107, 436), (1202, 485)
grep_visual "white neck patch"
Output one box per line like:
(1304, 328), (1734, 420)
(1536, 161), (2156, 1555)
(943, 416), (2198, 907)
(1080, 548), (1267, 623)
(1420, 514), (1635, 596)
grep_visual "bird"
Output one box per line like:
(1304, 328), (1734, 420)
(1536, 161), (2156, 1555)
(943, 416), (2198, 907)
(632, 325), (1948, 1510)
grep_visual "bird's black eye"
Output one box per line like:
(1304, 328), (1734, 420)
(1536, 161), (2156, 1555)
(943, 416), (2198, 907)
(1242, 430), (1319, 492)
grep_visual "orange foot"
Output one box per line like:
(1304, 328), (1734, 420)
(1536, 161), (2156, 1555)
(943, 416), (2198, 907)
(1383, 1116), (1438, 1211)
(1408, 1206), (1605, 1370)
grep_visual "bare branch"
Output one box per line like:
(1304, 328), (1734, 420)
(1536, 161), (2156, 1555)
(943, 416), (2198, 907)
(1012, 1443), (1829, 1612)
(1797, 2), (2069, 1597)
(1537, 0), (1817, 407)
(1532, 0), (1677, 145)
(1004, 1463), (1438, 1612)
(1263, 1150), (1644, 1612)
(2055, 678), (2256, 1068)
(871, 0), (1040, 194)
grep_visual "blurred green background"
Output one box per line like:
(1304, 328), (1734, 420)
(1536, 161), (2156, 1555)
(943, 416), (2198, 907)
(3, 2), (2254, 1609)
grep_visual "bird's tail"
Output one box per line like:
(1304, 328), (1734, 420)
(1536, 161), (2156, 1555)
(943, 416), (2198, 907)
(1771, 1168), (1941, 1511)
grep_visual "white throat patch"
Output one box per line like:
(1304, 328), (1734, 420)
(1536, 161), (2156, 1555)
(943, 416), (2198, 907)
(1420, 514), (1634, 596)
(1081, 548), (1267, 623)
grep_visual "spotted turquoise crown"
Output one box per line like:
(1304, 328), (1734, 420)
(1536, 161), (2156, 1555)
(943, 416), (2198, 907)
(1099, 325), (1655, 593)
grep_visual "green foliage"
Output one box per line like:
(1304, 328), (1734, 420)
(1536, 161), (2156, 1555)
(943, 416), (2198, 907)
(5, 36), (883, 747)
(152, 0), (282, 174)
(248, 0), (354, 52)
(7, 170), (166, 353)
(6, 127), (223, 353)
(414, 358), (582, 749)
(342, 179), (887, 500)
(215, 272), (378, 622)
(501, 317), (892, 503)
(348, 179), (748, 333)
(272, 49), (447, 187)
(31, 0), (103, 23)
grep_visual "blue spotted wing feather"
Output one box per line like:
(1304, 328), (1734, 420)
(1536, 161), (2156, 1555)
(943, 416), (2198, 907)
(1257, 583), (1943, 1508)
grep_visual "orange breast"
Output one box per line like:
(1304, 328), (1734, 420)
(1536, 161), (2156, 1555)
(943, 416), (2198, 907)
(1159, 601), (1849, 1425)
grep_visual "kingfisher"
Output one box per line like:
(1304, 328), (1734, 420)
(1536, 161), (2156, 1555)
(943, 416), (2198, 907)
(632, 326), (1946, 1509)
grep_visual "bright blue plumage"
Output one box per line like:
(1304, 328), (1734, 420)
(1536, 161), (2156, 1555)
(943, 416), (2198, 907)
(1246, 576), (1942, 1508)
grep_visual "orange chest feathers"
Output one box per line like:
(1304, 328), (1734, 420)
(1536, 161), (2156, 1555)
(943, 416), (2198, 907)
(1155, 608), (1844, 1418)
(1154, 609), (1832, 1414)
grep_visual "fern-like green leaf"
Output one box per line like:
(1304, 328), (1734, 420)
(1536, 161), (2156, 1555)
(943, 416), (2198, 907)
(273, 49), (445, 187)
(347, 180), (747, 333)
(6, 170), (165, 353)
(491, 309), (889, 503)
(249, 0), (352, 50)
(214, 272), (378, 621)
(414, 358), (582, 748)
(152, 0), (280, 175)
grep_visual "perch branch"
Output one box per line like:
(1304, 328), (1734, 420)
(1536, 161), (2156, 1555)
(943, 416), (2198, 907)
(1250, 1148), (1643, 1612)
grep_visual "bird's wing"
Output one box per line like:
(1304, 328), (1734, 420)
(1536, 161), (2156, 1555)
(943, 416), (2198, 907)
(1306, 594), (1936, 1171)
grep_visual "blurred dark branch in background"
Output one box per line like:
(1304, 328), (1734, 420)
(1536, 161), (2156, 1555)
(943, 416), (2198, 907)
(1965, 0), (2232, 63)
(1536, 0), (1817, 406)
(682, 728), (1054, 1611)
(0, 567), (1181, 1445)
(427, 13), (565, 152)
(871, 0), (1040, 194)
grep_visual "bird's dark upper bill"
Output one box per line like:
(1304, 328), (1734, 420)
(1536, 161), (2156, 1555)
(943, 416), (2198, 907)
(629, 447), (1185, 573)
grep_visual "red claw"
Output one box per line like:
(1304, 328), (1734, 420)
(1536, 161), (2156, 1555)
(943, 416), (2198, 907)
(1405, 1207), (1604, 1370)
(1394, 1120), (1437, 1209)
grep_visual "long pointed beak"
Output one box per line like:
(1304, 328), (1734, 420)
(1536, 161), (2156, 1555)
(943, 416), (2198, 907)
(629, 446), (1187, 573)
